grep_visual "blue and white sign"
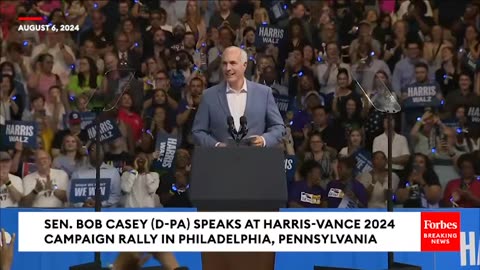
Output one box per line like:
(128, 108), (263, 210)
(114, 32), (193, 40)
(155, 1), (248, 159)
(353, 149), (373, 176)
(69, 178), (111, 204)
(402, 82), (441, 108)
(85, 119), (121, 142)
(1, 121), (38, 148)
(255, 25), (286, 47)
(153, 132), (179, 171)
(284, 155), (297, 183)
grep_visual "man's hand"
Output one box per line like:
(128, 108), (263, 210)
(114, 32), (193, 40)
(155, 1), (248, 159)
(249, 136), (265, 147)
(83, 198), (95, 208)
(34, 179), (44, 193)
(215, 143), (227, 147)
(0, 228), (15, 270)
(44, 175), (53, 191)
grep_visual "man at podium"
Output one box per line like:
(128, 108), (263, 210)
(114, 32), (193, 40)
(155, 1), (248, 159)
(192, 46), (285, 147)
(190, 46), (286, 270)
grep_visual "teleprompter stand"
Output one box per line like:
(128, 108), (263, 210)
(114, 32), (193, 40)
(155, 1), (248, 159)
(189, 146), (287, 270)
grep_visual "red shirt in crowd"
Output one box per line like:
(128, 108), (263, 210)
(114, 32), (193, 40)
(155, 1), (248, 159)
(118, 108), (144, 141)
(443, 179), (480, 208)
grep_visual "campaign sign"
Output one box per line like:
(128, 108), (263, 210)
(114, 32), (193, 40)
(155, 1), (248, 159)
(402, 83), (441, 108)
(284, 155), (297, 183)
(153, 132), (179, 171)
(1, 121), (38, 148)
(63, 112), (96, 129)
(255, 25), (286, 47)
(353, 149), (372, 176)
(466, 106), (480, 126)
(85, 119), (121, 143)
(273, 94), (290, 116)
(22, 162), (37, 178)
(69, 178), (111, 204)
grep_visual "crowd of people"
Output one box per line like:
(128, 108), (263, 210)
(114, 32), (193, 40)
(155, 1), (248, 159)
(1, 0), (480, 212)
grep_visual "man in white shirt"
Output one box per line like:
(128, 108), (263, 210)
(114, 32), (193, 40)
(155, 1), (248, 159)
(0, 152), (23, 208)
(70, 144), (121, 208)
(372, 118), (411, 174)
(22, 150), (69, 208)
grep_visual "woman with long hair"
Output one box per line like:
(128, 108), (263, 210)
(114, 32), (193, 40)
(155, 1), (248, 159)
(396, 153), (442, 208)
(183, 0), (207, 41)
(52, 134), (86, 177)
(359, 151), (400, 208)
(118, 92), (144, 142)
(68, 56), (103, 109)
(435, 46), (460, 96)
(339, 128), (372, 177)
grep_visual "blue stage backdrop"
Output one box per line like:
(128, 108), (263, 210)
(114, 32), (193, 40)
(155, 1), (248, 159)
(1, 208), (479, 270)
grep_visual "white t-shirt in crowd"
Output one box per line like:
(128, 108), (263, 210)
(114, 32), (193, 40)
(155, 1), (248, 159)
(121, 171), (160, 208)
(0, 174), (24, 208)
(372, 133), (410, 170)
(23, 169), (69, 208)
(358, 171), (400, 208)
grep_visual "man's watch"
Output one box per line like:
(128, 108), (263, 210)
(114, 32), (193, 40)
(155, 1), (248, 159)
(5, 180), (12, 187)
(33, 189), (39, 195)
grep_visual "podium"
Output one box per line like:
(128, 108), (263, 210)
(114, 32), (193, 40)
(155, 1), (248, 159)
(190, 146), (287, 270)
(190, 146), (287, 211)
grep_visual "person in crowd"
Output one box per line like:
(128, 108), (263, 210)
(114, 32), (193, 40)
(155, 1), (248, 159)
(396, 153), (442, 208)
(444, 153), (480, 207)
(52, 134), (86, 178)
(359, 151), (399, 208)
(288, 160), (327, 208)
(339, 128), (372, 177)
(159, 149), (192, 208)
(326, 156), (368, 208)
(67, 56), (103, 109)
(51, 111), (88, 157)
(192, 46), (285, 147)
(434, 46), (460, 96)
(300, 131), (338, 189)
(121, 152), (160, 208)
(0, 152), (23, 208)
(0, 74), (23, 122)
(27, 53), (62, 103)
(444, 72), (478, 118)
(71, 144), (121, 208)
(21, 150), (69, 208)
(392, 39), (426, 94)
(373, 117), (410, 179)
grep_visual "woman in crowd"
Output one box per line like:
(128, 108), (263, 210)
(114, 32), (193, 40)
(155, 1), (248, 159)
(121, 152), (160, 208)
(300, 131), (338, 189)
(27, 53), (62, 103)
(396, 153), (442, 208)
(435, 46), (460, 97)
(0, 74), (23, 121)
(52, 134), (86, 177)
(67, 56), (102, 109)
(359, 151), (399, 208)
(444, 153), (480, 208)
(118, 92), (144, 142)
(423, 25), (452, 72)
(326, 156), (368, 208)
(288, 160), (327, 208)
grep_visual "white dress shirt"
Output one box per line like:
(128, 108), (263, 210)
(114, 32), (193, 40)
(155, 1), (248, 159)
(226, 79), (247, 131)
(372, 133), (410, 170)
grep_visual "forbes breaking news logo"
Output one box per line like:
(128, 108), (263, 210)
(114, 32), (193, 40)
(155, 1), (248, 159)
(421, 212), (460, 252)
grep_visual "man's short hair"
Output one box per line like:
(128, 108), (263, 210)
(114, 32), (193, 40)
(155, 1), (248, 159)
(414, 62), (429, 70)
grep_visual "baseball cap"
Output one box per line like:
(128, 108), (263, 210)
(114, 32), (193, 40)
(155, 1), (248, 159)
(69, 112), (81, 125)
(0, 152), (12, 162)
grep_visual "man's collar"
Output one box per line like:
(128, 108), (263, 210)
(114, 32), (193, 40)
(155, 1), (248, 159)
(226, 78), (248, 93)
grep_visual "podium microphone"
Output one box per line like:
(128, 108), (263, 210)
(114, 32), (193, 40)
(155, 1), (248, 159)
(227, 116), (238, 141)
(239, 116), (249, 141)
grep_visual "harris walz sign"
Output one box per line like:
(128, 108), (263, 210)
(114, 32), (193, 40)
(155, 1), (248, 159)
(152, 132), (179, 173)
(402, 82), (441, 108)
(273, 94), (290, 116)
(466, 105), (480, 136)
(255, 25), (286, 47)
(1, 121), (38, 148)
(85, 119), (121, 143)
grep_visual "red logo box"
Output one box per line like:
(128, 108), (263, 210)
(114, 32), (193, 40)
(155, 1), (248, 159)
(421, 212), (461, 252)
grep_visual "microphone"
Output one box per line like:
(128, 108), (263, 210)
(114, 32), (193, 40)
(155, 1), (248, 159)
(239, 116), (248, 141)
(227, 116), (238, 141)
